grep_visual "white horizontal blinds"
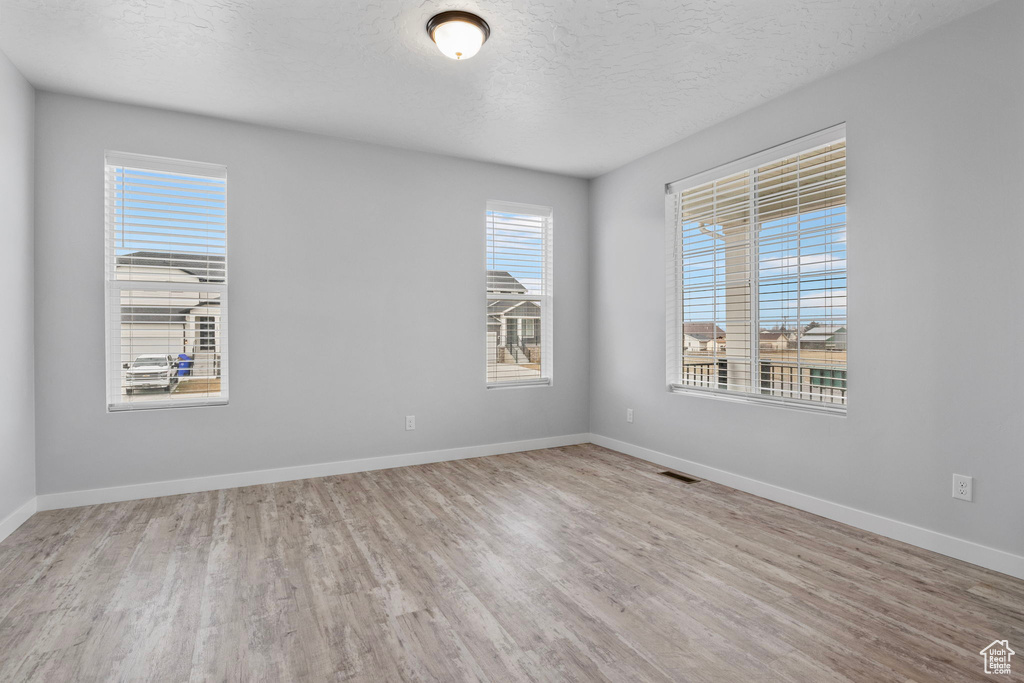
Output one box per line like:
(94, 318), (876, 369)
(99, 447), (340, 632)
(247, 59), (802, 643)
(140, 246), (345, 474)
(669, 126), (847, 410)
(678, 170), (754, 393)
(105, 152), (228, 411)
(486, 201), (552, 386)
(757, 141), (847, 406)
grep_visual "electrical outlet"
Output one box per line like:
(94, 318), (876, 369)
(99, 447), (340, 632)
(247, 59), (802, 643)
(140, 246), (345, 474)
(405, 415), (415, 431)
(952, 474), (973, 502)
(626, 408), (634, 423)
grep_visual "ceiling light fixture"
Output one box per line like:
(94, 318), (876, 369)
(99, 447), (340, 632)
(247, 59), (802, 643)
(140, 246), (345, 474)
(426, 11), (490, 61)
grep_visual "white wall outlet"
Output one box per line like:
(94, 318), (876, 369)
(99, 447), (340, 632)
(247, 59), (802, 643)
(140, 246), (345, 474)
(405, 415), (415, 431)
(626, 408), (634, 423)
(952, 474), (973, 502)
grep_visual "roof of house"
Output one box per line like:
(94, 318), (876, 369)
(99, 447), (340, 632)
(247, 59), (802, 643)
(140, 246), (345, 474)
(488, 299), (540, 318)
(803, 324), (845, 334)
(802, 325), (847, 339)
(682, 323), (726, 341)
(116, 251), (226, 283)
(487, 270), (527, 294)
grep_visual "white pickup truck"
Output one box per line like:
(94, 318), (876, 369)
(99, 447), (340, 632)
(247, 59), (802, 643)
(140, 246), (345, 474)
(125, 354), (179, 395)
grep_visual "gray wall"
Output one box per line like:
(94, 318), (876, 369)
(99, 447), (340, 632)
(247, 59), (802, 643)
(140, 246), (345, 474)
(0, 50), (35, 521)
(589, 0), (1024, 556)
(34, 94), (589, 494)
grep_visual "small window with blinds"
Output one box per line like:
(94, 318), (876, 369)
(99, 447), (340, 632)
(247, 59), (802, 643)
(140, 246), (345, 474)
(486, 201), (553, 387)
(665, 125), (847, 413)
(105, 151), (228, 411)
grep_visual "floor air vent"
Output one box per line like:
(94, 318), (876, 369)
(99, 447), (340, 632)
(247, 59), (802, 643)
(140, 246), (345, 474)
(659, 471), (700, 484)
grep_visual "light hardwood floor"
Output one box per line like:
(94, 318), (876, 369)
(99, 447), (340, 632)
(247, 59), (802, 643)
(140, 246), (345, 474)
(1, 444), (1021, 681)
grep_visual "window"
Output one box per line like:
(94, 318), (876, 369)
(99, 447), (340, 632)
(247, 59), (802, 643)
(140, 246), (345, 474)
(666, 125), (846, 412)
(486, 201), (552, 386)
(197, 316), (217, 351)
(105, 152), (228, 411)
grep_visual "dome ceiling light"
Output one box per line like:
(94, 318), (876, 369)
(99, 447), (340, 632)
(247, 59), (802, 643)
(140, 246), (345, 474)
(426, 11), (490, 61)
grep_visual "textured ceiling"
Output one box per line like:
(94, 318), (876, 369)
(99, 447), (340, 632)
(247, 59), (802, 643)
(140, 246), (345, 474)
(0, 0), (998, 177)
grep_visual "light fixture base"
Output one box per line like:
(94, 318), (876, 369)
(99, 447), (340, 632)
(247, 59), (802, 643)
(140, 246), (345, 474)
(426, 11), (491, 43)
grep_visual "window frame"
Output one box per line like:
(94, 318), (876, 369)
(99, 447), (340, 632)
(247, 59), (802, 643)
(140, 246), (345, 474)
(665, 124), (847, 415)
(104, 151), (229, 412)
(485, 200), (554, 389)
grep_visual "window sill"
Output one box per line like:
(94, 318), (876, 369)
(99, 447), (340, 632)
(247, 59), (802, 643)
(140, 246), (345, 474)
(668, 385), (846, 416)
(486, 378), (551, 390)
(108, 398), (229, 413)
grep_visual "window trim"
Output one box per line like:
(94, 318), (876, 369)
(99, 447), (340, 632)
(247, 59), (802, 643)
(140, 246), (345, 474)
(104, 151), (229, 412)
(664, 124), (847, 415)
(485, 200), (553, 389)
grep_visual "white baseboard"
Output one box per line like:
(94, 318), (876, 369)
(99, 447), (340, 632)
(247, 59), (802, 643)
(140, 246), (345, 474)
(35, 433), (591, 512)
(0, 497), (38, 544)
(589, 433), (1024, 581)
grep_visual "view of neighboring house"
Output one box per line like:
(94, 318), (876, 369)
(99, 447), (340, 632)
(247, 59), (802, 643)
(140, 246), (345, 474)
(682, 334), (702, 352)
(487, 270), (541, 371)
(800, 324), (847, 350)
(683, 323), (846, 356)
(681, 322), (846, 404)
(682, 323), (725, 354)
(758, 329), (795, 351)
(116, 251), (224, 382)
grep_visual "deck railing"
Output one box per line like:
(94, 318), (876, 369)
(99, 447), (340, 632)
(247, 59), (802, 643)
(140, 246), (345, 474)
(681, 360), (846, 405)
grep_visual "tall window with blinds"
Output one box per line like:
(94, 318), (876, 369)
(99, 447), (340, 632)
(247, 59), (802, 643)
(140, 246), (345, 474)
(486, 201), (553, 387)
(666, 125), (847, 412)
(105, 152), (228, 411)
